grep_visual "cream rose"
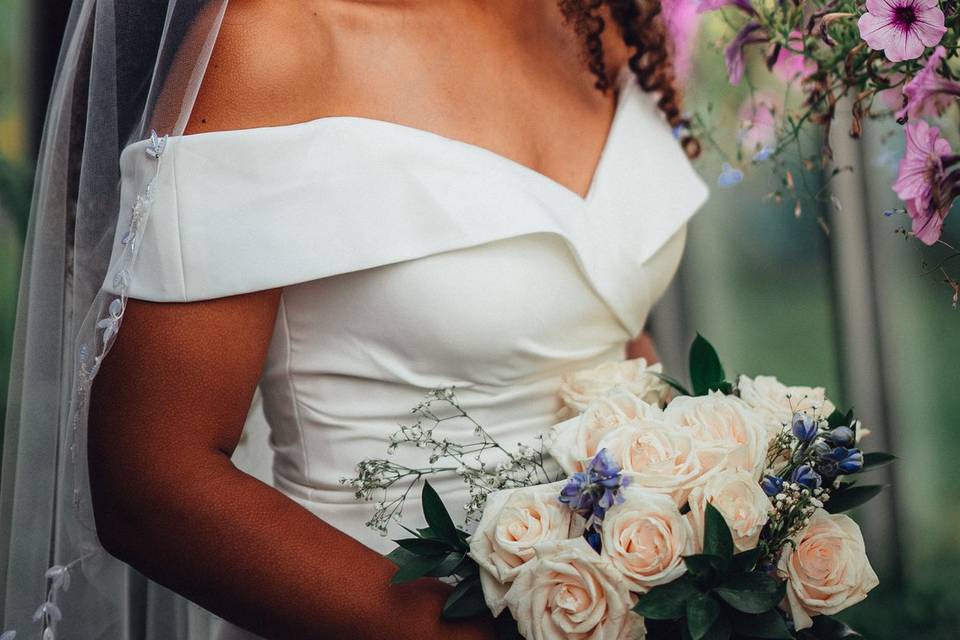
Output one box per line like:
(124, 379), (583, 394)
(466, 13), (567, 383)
(596, 419), (706, 506)
(686, 469), (771, 553)
(468, 482), (573, 616)
(737, 375), (837, 438)
(778, 509), (879, 630)
(558, 357), (670, 418)
(548, 391), (661, 474)
(504, 538), (645, 640)
(601, 486), (693, 593)
(663, 392), (769, 479)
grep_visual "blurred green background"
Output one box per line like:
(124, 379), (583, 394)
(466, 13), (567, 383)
(0, 3), (957, 638)
(0, 0), (27, 451)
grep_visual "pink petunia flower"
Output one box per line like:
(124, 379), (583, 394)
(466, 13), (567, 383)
(697, 0), (754, 14)
(893, 119), (960, 244)
(737, 92), (780, 154)
(878, 71), (908, 111)
(663, 0), (704, 84)
(858, 0), (947, 62)
(896, 46), (960, 122)
(771, 31), (817, 83)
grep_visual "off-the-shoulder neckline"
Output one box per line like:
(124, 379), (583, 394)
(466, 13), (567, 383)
(130, 68), (640, 203)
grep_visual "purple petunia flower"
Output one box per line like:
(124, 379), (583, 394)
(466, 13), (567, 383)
(896, 46), (960, 123)
(697, 0), (755, 15)
(893, 119), (960, 245)
(725, 21), (766, 85)
(858, 0), (947, 62)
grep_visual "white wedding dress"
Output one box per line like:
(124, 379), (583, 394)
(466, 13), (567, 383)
(103, 69), (708, 638)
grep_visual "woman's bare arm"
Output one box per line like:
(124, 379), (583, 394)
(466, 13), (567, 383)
(626, 331), (660, 363)
(88, 7), (494, 638)
(89, 293), (494, 640)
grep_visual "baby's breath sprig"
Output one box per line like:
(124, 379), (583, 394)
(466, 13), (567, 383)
(763, 481), (829, 565)
(341, 387), (557, 536)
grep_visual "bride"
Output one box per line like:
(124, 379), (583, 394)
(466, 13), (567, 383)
(0, 1), (708, 638)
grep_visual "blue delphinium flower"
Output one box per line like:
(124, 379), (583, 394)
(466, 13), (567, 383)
(558, 449), (627, 527)
(827, 426), (856, 448)
(791, 464), (822, 489)
(761, 475), (785, 497)
(818, 447), (863, 477)
(752, 144), (775, 162)
(718, 162), (744, 188)
(584, 529), (602, 554)
(791, 411), (818, 443)
(559, 471), (590, 512)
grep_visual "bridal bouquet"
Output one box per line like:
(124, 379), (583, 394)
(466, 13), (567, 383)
(345, 337), (892, 639)
(681, 0), (960, 304)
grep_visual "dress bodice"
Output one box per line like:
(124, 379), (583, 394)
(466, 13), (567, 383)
(103, 70), (709, 558)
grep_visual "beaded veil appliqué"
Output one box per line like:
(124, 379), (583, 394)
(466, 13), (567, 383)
(12, 131), (169, 640)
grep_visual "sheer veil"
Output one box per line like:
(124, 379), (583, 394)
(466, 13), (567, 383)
(1, 1), (232, 636)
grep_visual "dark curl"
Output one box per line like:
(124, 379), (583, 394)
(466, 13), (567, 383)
(558, 0), (701, 159)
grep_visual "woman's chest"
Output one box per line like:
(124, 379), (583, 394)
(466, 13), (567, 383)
(269, 235), (639, 388)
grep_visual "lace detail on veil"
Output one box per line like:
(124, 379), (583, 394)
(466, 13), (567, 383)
(13, 132), (168, 640)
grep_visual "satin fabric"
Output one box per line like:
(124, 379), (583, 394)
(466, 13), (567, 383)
(103, 69), (708, 638)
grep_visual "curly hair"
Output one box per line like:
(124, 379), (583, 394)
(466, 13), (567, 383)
(558, 0), (700, 159)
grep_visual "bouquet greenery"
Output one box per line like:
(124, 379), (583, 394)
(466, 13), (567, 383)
(345, 336), (893, 639)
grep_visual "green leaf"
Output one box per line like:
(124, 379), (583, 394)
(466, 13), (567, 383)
(684, 554), (727, 582)
(386, 546), (418, 567)
(389, 551), (451, 584)
(633, 576), (701, 619)
(730, 548), (763, 574)
(860, 451), (897, 471)
(441, 576), (487, 619)
(825, 409), (847, 430)
(714, 572), (785, 614)
(729, 609), (793, 639)
(421, 481), (461, 547)
(689, 334), (726, 396)
(454, 556), (480, 578)
(703, 503), (734, 561)
(825, 484), (885, 513)
(702, 613), (731, 640)
(425, 552), (468, 577)
(686, 592), (722, 640)
(393, 537), (451, 556)
(652, 371), (692, 397)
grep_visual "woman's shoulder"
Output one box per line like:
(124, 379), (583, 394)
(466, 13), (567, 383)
(184, 0), (338, 136)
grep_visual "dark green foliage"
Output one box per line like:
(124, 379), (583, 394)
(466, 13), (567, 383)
(386, 481), (489, 624)
(690, 334), (731, 396)
(824, 484), (885, 514)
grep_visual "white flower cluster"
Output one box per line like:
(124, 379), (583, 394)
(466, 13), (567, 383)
(341, 388), (554, 535)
